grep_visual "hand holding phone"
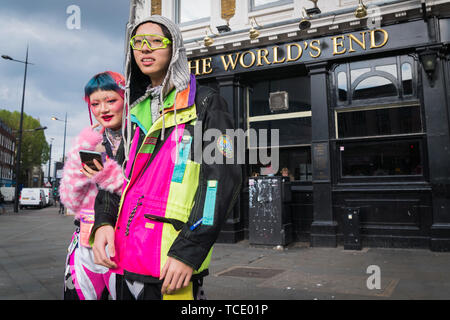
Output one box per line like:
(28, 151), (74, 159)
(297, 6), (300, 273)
(79, 150), (103, 171)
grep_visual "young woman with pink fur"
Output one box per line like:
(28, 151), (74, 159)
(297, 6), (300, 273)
(59, 71), (125, 300)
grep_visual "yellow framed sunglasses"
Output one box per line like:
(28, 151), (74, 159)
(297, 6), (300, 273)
(130, 34), (172, 51)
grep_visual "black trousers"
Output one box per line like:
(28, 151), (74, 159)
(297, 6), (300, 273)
(115, 274), (205, 300)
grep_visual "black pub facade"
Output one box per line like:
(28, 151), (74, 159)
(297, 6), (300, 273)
(186, 2), (450, 251)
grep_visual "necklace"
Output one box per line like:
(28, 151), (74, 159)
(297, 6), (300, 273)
(105, 128), (122, 156)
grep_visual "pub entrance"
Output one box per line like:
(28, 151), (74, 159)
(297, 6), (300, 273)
(240, 67), (314, 242)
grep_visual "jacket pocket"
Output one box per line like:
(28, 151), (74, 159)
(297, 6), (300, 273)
(166, 159), (200, 223)
(171, 135), (193, 183)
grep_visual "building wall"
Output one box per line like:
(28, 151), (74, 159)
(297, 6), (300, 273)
(0, 119), (15, 187)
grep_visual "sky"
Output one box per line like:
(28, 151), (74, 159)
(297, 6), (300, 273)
(0, 0), (131, 179)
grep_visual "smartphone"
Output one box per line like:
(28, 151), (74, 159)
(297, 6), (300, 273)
(79, 150), (103, 171)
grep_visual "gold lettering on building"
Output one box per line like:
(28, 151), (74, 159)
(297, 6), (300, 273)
(239, 51), (256, 68)
(309, 40), (321, 58)
(286, 43), (302, 62)
(332, 35), (346, 55)
(370, 29), (389, 49)
(188, 59), (201, 76)
(272, 46), (286, 64)
(348, 32), (367, 52)
(188, 28), (390, 75)
(256, 48), (271, 66)
(202, 57), (213, 74)
(221, 53), (241, 71)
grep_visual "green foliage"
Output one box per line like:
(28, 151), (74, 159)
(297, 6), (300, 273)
(0, 110), (49, 184)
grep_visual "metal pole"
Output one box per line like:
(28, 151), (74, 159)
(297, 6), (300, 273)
(13, 46), (29, 213)
(62, 112), (67, 164)
(47, 139), (53, 182)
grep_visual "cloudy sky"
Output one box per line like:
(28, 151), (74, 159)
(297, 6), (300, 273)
(0, 0), (130, 178)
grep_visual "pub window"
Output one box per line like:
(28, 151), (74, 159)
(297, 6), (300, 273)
(250, 0), (293, 11)
(249, 145), (312, 181)
(334, 55), (417, 105)
(246, 74), (311, 181)
(337, 104), (422, 138)
(339, 139), (423, 177)
(353, 76), (397, 100)
(280, 147), (312, 181)
(247, 75), (311, 148)
(175, 0), (210, 25)
(332, 55), (425, 182)
(250, 117), (312, 147)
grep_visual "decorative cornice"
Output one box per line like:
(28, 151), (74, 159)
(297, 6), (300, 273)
(186, 2), (450, 59)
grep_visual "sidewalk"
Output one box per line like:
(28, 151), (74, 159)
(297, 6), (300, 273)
(0, 206), (449, 300)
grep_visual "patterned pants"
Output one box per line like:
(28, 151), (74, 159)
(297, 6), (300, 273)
(63, 229), (116, 300)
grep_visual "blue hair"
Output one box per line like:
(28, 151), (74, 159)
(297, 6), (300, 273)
(84, 72), (122, 102)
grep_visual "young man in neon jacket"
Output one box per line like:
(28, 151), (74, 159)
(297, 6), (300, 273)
(90, 15), (242, 300)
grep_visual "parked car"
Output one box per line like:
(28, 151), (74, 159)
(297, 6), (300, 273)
(40, 188), (54, 206)
(19, 188), (45, 209)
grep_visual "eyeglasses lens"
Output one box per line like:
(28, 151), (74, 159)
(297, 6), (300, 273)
(132, 35), (167, 50)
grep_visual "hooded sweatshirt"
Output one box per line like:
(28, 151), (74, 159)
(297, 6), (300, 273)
(122, 15), (192, 163)
(96, 15), (242, 282)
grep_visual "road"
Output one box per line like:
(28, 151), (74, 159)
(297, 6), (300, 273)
(1, 204), (450, 300)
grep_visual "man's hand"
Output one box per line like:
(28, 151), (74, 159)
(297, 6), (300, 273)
(160, 257), (193, 295)
(92, 225), (117, 269)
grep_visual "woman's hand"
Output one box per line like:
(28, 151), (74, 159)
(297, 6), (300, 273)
(80, 158), (105, 178)
(91, 123), (105, 134)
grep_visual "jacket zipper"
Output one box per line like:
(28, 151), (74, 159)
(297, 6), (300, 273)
(125, 195), (144, 236)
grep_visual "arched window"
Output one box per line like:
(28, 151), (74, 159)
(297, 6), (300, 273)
(353, 75), (397, 100)
(333, 55), (417, 105)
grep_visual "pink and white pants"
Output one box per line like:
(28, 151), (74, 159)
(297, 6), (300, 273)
(63, 229), (116, 300)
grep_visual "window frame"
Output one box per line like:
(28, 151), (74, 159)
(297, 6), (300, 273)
(249, 0), (293, 12)
(333, 135), (428, 183)
(245, 81), (312, 149)
(174, 0), (211, 26)
(334, 101), (424, 139)
(332, 55), (419, 108)
(330, 54), (427, 184)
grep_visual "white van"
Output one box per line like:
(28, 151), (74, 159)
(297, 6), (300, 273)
(19, 188), (45, 209)
(40, 188), (54, 206)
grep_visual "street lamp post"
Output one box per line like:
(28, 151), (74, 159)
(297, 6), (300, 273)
(47, 138), (54, 182)
(2, 46), (34, 213)
(51, 113), (68, 164)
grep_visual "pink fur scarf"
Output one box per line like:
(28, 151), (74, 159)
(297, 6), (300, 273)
(59, 127), (123, 219)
